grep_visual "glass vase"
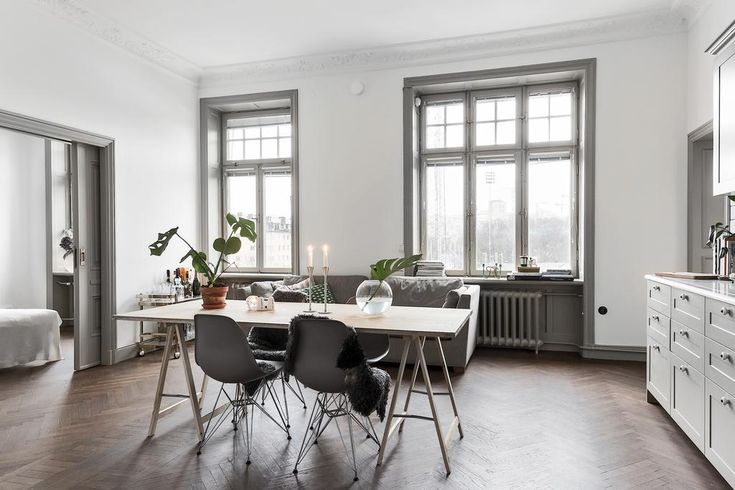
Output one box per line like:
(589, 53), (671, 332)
(355, 279), (393, 315)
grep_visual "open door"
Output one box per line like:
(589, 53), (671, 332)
(72, 142), (102, 370)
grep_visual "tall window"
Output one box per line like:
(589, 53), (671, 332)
(223, 108), (295, 273)
(419, 83), (578, 275)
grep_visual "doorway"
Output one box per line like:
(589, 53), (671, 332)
(688, 121), (726, 273)
(0, 109), (116, 370)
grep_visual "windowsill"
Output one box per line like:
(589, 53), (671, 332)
(461, 276), (583, 286)
(220, 272), (295, 280)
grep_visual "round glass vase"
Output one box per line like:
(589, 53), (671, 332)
(355, 279), (393, 315)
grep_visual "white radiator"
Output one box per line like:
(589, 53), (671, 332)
(478, 290), (543, 354)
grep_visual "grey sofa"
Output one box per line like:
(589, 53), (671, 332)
(230, 275), (479, 371)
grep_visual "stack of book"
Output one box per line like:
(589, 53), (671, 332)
(414, 261), (446, 277)
(542, 269), (574, 281)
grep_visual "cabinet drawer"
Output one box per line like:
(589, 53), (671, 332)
(647, 281), (670, 315)
(647, 336), (670, 413)
(705, 379), (735, 488)
(670, 353), (705, 450)
(646, 308), (670, 346)
(706, 337), (735, 397)
(671, 288), (704, 333)
(706, 298), (735, 352)
(671, 320), (705, 373)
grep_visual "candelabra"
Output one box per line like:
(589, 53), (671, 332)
(304, 266), (316, 313)
(322, 266), (331, 314)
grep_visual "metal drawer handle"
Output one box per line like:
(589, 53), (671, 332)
(721, 352), (732, 362)
(652, 345), (661, 352)
(721, 397), (731, 406)
(653, 285), (661, 292)
(679, 365), (688, 374)
(679, 329), (688, 337)
(652, 315), (660, 322)
(679, 293), (688, 301)
(721, 307), (732, 317)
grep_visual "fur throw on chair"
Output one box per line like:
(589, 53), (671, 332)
(285, 315), (391, 421)
(248, 327), (288, 362)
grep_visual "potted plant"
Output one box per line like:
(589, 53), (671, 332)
(148, 213), (256, 309)
(356, 254), (422, 315)
(706, 221), (735, 277)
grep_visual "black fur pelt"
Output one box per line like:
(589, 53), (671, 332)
(284, 315), (390, 421)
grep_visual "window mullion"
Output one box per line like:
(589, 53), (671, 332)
(256, 166), (264, 273)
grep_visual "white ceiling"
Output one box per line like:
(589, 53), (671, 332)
(73, 0), (699, 69)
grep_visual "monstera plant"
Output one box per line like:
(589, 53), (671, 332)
(148, 213), (256, 309)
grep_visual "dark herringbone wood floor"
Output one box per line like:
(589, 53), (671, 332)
(0, 330), (730, 489)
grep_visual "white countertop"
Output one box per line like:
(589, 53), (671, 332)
(646, 274), (735, 304)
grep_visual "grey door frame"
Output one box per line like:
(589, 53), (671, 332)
(0, 108), (117, 366)
(687, 120), (723, 271)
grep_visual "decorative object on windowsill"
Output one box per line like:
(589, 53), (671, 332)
(413, 260), (445, 277)
(705, 221), (735, 280)
(147, 212), (257, 309)
(356, 254), (422, 315)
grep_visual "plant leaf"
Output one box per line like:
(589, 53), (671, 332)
(224, 236), (241, 255)
(180, 249), (210, 274)
(226, 213), (257, 242)
(148, 227), (178, 256)
(369, 254), (423, 281)
(213, 237), (226, 253)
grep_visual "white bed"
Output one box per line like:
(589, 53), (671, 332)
(0, 309), (63, 368)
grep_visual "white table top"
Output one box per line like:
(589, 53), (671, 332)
(115, 300), (471, 338)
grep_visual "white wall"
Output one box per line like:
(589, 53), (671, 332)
(201, 33), (688, 347)
(0, 129), (47, 309)
(0, 2), (199, 349)
(687, 0), (735, 133)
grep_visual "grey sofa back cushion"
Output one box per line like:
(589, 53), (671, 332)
(250, 281), (280, 297)
(385, 276), (464, 308)
(326, 275), (368, 304)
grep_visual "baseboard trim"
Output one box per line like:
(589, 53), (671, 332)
(113, 343), (140, 364)
(580, 345), (646, 362)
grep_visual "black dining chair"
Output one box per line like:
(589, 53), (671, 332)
(194, 314), (291, 464)
(289, 316), (363, 482)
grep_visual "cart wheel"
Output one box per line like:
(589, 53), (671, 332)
(174, 351), (181, 359)
(139, 349), (145, 357)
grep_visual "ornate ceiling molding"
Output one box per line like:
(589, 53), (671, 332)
(32, 1), (699, 88)
(199, 9), (690, 88)
(32, 0), (202, 83)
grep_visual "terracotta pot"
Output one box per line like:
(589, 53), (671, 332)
(201, 285), (229, 310)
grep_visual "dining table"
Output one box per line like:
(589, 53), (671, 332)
(115, 299), (470, 475)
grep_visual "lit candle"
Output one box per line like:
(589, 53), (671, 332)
(322, 244), (329, 268)
(307, 245), (314, 268)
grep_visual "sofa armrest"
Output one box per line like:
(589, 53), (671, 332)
(456, 285), (480, 366)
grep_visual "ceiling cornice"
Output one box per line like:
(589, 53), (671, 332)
(32, 1), (695, 88)
(32, 0), (202, 83)
(199, 9), (689, 89)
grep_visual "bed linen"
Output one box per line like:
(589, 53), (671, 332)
(0, 309), (62, 368)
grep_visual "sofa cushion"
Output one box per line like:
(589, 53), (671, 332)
(273, 287), (308, 303)
(442, 287), (463, 309)
(385, 276), (464, 308)
(303, 283), (336, 303)
(250, 280), (280, 297)
(327, 275), (369, 304)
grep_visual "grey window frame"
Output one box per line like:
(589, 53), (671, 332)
(220, 103), (297, 274)
(418, 81), (579, 276)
